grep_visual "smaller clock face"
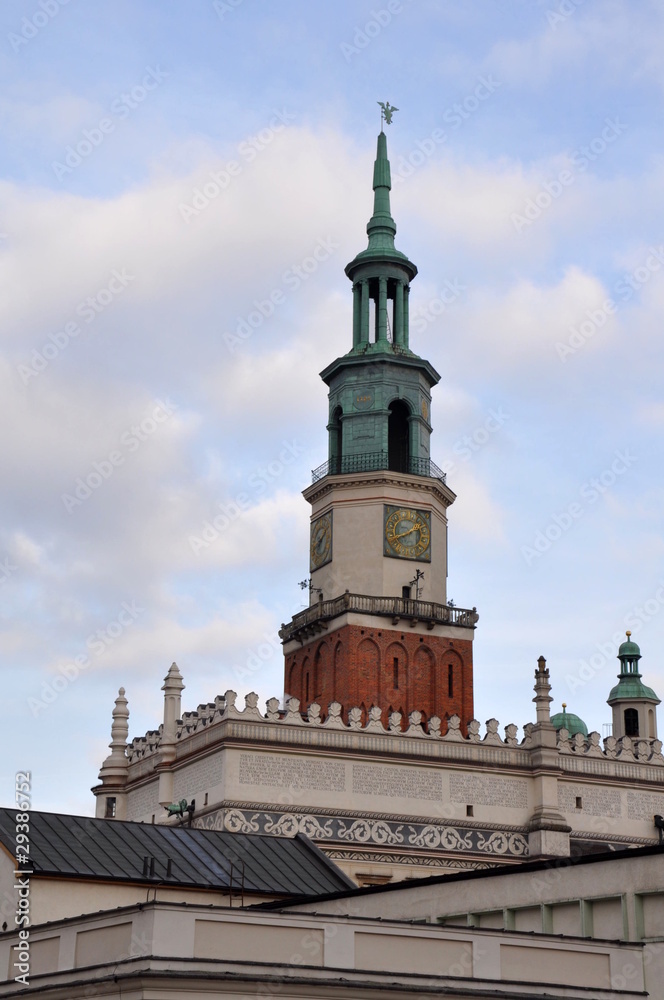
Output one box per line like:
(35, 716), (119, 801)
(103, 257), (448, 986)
(384, 506), (431, 561)
(310, 512), (333, 570)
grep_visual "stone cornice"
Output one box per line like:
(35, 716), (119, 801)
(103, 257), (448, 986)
(303, 468), (456, 507)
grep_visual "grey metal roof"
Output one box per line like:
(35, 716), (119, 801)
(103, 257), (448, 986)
(0, 809), (354, 896)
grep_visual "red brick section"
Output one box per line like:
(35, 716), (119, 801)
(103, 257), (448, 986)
(284, 622), (474, 734)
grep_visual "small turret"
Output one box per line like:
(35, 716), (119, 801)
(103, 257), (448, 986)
(608, 632), (659, 740)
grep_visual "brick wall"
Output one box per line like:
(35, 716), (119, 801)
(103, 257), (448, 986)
(285, 623), (474, 733)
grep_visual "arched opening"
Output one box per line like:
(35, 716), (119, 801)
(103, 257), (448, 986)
(624, 707), (639, 738)
(648, 708), (656, 739)
(388, 400), (410, 473)
(330, 406), (342, 474)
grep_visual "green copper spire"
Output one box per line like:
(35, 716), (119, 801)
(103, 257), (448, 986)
(366, 131), (397, 252)
(344, 125), (418, 354)
(319, 120), (443, 485)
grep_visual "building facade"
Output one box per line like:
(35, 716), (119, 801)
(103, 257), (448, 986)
(92, 129), (663, 885)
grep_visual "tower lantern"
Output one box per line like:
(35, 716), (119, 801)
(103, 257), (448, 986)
(280, 121), (478, 732)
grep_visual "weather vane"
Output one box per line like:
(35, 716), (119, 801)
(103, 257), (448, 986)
(378, 102), (398, 129)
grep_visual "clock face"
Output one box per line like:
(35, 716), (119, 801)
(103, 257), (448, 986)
(310, 512), (333, 570)
(384, 505), (431, 561)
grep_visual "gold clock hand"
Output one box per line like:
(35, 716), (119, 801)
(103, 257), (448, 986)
(395, 522), (422, 539)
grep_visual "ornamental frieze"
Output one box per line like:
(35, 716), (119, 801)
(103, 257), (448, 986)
(196, 806), (529, 858)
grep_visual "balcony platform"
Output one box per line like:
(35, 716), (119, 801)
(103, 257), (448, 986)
(280, 592), (478, 645)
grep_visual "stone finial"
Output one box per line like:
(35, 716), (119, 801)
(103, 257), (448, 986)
(504, 723), (519, 747)
(483, 718), (502, 745)
(428, 715), (442, 738)
(266, 697), (281, 722)
(162, 662), (185, 734)
(405, 710), (425, 737)
(533, 654), (553, 724)
(348, 706), (363, 730)
(95, 687), (130, 819)
(110, 687), (129, 750)
(307, 702), (322, 725)
(283, 697), (304, 725)
(442, 714), (464, 742)
(243, 692), (263, 719)
(162, 661), (184, 693)
(388, 711), (402, 734)
(159, 663), (185, 782)
(365, 706), (385, 733)
(322, 702), (345, 729)
(467, 719), (481, 743)
(101, 687), (129, 768)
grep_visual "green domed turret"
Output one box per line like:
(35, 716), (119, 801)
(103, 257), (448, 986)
(550, 704), (588, 737)
(607, 632), (659, 741)
(608, 632), (660, 705)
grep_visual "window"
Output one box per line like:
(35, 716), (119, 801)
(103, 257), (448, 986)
(448, 663), (454, 698)
(393, 657), (399, 689)
(330, 406), (342, 473)
(466, 805), (474, 817)
(624, 708), (639, 737)
(388, 400), (410, 473)
(402, 585), (411, 600)
(575, 797), (583, 810)
(105, 797), (116, 818)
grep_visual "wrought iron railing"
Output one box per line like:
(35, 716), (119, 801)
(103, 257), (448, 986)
(280, 592), (478, 642)
(311, 453), (446, 484)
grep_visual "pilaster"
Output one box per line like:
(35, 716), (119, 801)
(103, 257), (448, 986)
(527, 656), (571, 858)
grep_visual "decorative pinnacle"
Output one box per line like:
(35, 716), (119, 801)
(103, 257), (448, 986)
(626, 630), (631, 638)
(162, 661), (184, 693)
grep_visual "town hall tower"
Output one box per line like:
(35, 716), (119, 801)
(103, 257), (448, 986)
(280, 127), (478, 731)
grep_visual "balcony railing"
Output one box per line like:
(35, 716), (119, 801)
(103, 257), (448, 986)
(312, 452), (446, 484)
(280, 592), (478, 643)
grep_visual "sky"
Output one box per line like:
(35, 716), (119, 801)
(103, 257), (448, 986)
(2, 0), (664, 816)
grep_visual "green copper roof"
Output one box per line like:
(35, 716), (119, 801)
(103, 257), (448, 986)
(551, 705), (588, 736)
(607, 631), (660, 705)
(608, 678), (660, 704)
(618, 637), (641, 658)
